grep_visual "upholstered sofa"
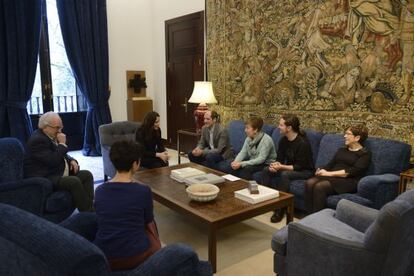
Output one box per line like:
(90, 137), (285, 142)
(99, 121), (141, 181)
(0, 203), (212, 275)
(216, 120), (411, 210)
(0, 137), (74, 223)
(271, 189), (414, 276)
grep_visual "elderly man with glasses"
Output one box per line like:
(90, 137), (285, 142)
(24, 112), (94, 212)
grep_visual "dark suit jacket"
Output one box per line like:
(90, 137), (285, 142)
(24, 129), (76, 181)
(197, 124), (234, 160)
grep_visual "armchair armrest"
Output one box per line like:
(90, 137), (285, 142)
(0, 203), (108, 275)
(0, 177), (53, 215)
(286, 210), (384, 276)
(335, 199), (379, 233)
(358, 174), (399, 209)
(129, 243), (212, 276)
(60, 212), (97, 242)
(271, 225), (288, 255)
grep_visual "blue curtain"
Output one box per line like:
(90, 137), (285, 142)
(0, 0), (41, 144)
(56, 0), (112, 156)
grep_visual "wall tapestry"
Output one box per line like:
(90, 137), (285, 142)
(207, 0), (414, 159)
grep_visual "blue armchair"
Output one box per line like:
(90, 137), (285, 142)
(99, 121), (141, 181)
(0, 203), (212, 275)
(0, 137), (74, 223)
(272, 189), (414, 276)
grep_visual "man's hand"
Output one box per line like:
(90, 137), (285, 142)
(56, 133), (67, 144)
(192, 148), (203, 157)
(70, 160), (79, 174)
(231, 161), (241, 170)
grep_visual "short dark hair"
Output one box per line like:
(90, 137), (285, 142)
(347, 124), (369, 143)
(246, 116), (263, 131)
(210, 110), (220, 122)
(109, 140), (143, 172)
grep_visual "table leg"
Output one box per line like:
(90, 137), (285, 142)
(286, 199), (294, 224)
(177, 132), (181, 164)
(208, 224), (217, 273)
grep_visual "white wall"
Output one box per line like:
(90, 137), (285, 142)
(107, 0), (154, 122)
(107, 0), (205, 138)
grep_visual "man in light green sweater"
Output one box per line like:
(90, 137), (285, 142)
(229, 117), (277, 180)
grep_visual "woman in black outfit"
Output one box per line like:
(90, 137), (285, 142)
(305, 124), (371, 213)
(135, 111), (169, 169)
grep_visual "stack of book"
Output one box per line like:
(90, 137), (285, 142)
(234, 185), (279, 204)
(184, 173), (225, 186)
(170, 167), (205, 183)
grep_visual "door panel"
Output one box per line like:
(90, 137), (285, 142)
(166, 11), (204, 145)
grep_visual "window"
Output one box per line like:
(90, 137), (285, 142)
(27, 0), (87, 115)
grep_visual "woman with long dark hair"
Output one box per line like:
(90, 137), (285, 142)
(262, 114), (314, 223)
(135, 111), (169, 169)
(305, 124), (371, 213)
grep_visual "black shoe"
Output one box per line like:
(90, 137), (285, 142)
(270, 208), (285, 223)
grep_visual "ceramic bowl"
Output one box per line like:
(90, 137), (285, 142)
(186, 183), (219, 202)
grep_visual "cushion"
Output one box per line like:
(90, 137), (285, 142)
(293, 208), (365, 243)
(227, 120), (246, 154)
(45, 191), (73, 213)
(262, 124), (275, 136)
(303, 129), (324, 165)
(315, 134), (344, 168)
(271, 129), (282, 152)
(364, 137), (411, 175)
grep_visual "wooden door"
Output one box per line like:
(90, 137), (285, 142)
(166, 11), (204, 146)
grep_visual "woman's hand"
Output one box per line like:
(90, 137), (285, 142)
(269, 162), (280, 172)
(231, 161), (241, 170)
(156, 151), (169, 162)
(316, 169), (331, 177)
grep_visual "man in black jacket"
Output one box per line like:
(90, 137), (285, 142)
(24, 112), (94, 212)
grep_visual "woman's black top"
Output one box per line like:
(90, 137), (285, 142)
(322, 147), (372, 178)
(135, 128), (166, 158)
(318, 147), (372, 194)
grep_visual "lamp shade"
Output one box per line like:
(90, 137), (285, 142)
(188, 81), (217, 104)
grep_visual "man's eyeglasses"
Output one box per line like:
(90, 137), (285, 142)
(47, 124), (63, 130)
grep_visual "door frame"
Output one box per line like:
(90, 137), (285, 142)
(165, 11), (205, 146)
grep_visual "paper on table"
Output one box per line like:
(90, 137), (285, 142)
(222, 174), (240, 181)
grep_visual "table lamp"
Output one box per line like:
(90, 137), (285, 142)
(188, 81), (217, 132)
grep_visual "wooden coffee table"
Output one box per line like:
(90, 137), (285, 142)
(134, 163), (294, 272)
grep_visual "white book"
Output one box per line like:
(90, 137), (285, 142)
(170, 174), (185, 183)
(171, 167), (205, 179)
(222, 174), (240, 181)
(234, 185), (279, 204)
